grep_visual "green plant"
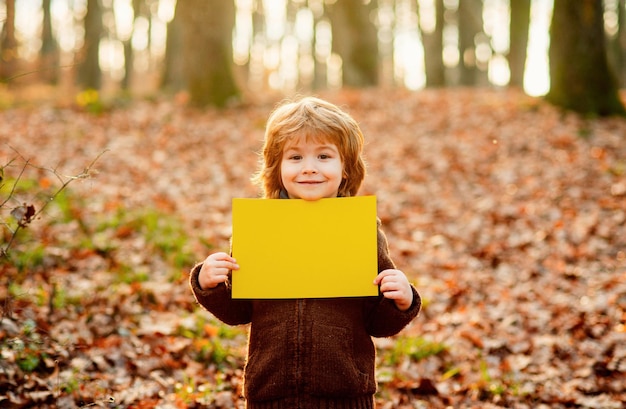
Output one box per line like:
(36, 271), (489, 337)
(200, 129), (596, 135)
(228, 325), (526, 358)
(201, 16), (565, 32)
(113, 265), (149, 285)
(5, 242), (46, 273)
(50, 282), (82, 310)
(133, 208), (195, 270)
(177, 312), (246, 341)
(176, 312), (246, 369)
(61, 370), (81, 394)
(3, 319), (46, 373)
(96, 206), (196, 274)
(1, 151), (104, 259)
(174, 373), (218, 406)
(75, 89), (106, 114)
(379, 336), (448, 366)
(441, 366), (461, 380)
(475, 358), (511, 399)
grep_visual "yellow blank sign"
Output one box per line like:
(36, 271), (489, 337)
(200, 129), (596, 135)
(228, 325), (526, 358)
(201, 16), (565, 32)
(231, 196), (378, 299)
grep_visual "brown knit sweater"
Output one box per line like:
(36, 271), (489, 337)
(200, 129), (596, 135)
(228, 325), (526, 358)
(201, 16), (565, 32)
(189, 223), (421, 409)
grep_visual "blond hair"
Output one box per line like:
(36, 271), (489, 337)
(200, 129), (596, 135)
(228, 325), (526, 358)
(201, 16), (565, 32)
(252, 97), (366, 199)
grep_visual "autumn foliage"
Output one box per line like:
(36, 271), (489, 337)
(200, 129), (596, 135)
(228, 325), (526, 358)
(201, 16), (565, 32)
(1, 88), (625, 408)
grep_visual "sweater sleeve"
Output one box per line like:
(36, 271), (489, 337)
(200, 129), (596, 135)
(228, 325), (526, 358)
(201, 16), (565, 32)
(189, 262), (253, 326)
(365, 222), (422, 337)
(366, 285), (421, 337)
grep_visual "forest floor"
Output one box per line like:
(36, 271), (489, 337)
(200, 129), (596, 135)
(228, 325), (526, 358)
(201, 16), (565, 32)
(1, 87), (625, 409)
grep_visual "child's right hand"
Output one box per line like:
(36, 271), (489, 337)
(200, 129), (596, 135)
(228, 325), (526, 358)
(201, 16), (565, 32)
(198, 252), (240, 290)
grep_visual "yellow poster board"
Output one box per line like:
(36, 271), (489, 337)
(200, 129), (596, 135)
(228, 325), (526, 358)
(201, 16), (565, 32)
(231, 196), (378, 299)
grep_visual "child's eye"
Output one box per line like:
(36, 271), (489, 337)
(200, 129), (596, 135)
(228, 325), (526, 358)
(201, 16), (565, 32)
(289, 155), (302, 160)
(319, 153), (332, 159)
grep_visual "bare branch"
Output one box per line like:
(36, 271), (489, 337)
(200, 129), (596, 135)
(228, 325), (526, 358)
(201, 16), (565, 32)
(0, 149), (108, 258)
(0, 156), (29, 208)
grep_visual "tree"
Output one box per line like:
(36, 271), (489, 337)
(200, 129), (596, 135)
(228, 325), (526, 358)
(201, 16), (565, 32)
(177, 0), (240, 107)
(121, 0), (143, 90)
(0, 0), (18, 83)
(419, 0), (446, 87)
(40, 0), (59, 84)
(161, 2), (185, 92)
(327, 0), (379, 87)
(311, 4), (328, 90)
(76, 0), (103, 90)
(508, 0), (530, 88)
(546, 0), (625, 116)
(457, 0), (484, 85)
(612, 0), (626, 87)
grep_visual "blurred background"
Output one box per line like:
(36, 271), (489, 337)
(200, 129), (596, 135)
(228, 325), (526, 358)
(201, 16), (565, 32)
(1, 0), (624, 110)
(2, 3), (626, 408)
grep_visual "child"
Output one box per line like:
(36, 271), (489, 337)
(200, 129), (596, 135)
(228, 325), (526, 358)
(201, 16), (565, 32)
(189, 96), (421, 409)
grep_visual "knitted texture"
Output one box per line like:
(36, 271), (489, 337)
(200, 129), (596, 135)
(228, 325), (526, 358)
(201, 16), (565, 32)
(190, 223), (421, 408)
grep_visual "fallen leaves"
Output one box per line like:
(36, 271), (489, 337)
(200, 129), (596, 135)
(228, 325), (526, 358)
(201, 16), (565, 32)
(10, 203), (35, 227)
(1, 87), (625, 408)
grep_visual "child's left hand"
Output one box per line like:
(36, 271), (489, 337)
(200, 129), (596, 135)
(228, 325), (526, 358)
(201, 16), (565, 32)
(374, 269), (414, 311)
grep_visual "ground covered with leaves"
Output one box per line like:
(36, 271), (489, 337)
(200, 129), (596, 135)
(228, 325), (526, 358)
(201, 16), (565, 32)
(1, 88), (625, 408)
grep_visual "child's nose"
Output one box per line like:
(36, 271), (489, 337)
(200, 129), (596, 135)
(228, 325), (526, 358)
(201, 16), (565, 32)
(302, 158), (318, 174)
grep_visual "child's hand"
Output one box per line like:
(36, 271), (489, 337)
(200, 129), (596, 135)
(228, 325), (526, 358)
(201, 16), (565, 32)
(198, 252), (240, 290)
(374, 269), (413, 311)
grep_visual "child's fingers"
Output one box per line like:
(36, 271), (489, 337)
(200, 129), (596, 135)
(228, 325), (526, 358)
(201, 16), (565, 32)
(379, 280), (402, 297)
(374, 269), (413, 310)
(373, 269), (400, 285)
(198, 253), (239, 289)
(207, 253), (240, 270)
(211, 260), (240, 271)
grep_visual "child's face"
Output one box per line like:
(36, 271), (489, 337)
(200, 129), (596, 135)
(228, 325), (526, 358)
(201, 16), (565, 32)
(280, 135), (344, 201)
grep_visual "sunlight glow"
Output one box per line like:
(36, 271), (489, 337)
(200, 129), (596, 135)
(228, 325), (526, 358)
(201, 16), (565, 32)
(393, 0), (425, 89)
(14, 1), (42, 59)
(488, 55), (510, 86)
(99, 38), (124, 80)
(10, 0), (554, 95)
(327, 53), (342, 89)
(132, 17), (150, 51)
(483, 0), (509, 54)
(295, 8), (314, 43)
(263, 0), (287, 41)
(394, 31), (426, 90)
(418, 0), (437, 34)
(604, 0), (619, 36)
(53, 1), (79, 53)
(524, 0), (552, 96)
(234, 0), (254, 65)
(157, 0), (176, 23)
(150, 14), (167, 60)
(315, 20), (332, 62)
(114, 0), (134, 41)
(442, 24), (459, 68)
(278, 35), (299, 90)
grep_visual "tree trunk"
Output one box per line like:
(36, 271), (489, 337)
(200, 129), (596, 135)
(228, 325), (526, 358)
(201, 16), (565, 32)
(457, 0), (483, 85)
(0, 0), (18, 83)
(616, 0), (626, 87)
(328, 0), (378, 87)
(161, 1), (185, 92)
(121, 0), (142, 90)
(76, 0), (103, 90)
(178, 0), (240, 107)
(40, 0), (59, 84)
(546, 0), (625, 116)
(508, 0), (530, 88)
(312, 5), (327, 90)
(420, 0), (445, 87)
